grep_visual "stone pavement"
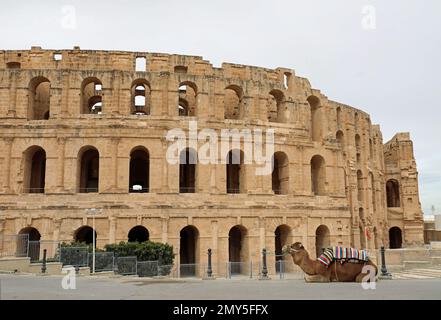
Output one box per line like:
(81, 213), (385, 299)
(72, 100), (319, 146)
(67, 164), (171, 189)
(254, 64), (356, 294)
(1, 273), (441, 300)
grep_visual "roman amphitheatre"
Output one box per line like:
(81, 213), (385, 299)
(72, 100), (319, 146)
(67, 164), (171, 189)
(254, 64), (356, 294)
(0, 47), (425, 275)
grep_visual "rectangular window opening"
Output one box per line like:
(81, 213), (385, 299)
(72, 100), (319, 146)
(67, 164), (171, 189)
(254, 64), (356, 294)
(135, 57), (147, 72)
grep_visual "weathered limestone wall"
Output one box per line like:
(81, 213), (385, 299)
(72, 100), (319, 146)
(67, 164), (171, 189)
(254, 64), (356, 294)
(0, 47), (424, 267)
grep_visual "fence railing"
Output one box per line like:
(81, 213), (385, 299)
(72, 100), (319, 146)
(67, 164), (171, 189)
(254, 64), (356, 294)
(0, 234), (29, 257)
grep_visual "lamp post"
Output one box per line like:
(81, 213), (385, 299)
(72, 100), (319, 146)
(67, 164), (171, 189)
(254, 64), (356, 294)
(85, 208), (102, 274)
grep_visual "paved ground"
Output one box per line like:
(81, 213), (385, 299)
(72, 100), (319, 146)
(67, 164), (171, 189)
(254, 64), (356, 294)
(1, 273), (441, 300)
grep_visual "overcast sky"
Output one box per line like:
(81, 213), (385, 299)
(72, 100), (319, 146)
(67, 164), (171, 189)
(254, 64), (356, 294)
(1, 0), (440, 215)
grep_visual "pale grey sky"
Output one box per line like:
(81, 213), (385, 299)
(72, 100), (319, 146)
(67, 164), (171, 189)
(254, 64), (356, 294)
(1, 0), (440, 215)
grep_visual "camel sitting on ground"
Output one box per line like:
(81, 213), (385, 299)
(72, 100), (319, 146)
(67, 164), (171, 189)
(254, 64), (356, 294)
(285, 242), (378, 283)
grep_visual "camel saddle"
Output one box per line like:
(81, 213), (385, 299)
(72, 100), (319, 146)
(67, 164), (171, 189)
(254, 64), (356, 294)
(317, 246), (369, 267)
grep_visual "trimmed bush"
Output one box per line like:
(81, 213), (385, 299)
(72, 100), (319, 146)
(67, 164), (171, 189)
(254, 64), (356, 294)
(104, 241), (174, 265)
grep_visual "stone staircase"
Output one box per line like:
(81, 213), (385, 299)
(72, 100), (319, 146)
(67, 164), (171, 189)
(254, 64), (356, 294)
(392, 267), (441, 280)
(384, 242), (441, 279)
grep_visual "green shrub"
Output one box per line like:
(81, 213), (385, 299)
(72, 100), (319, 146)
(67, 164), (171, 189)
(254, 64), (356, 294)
(104, 241), (174, 265)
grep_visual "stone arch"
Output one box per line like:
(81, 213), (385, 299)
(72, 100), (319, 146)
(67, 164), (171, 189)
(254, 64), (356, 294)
(23, 146), (46, 193)
(19, 227), (41, 261)
(315, 225), (330, 257)
(336, 106), (342, 127)
(228, 225), (249, 274)
(389, 226), (402, 249)
(28, 76), (51, 120)
(369, 172), (376, 212)
(307, 95), (322, 142)
(178, 81), (197, 116)
(311, 155), (326, 196)
(224, 85), (244, 120)
(272, 152), (289, 195)
(359, 225), (366, 249)
(180, 225), (199, 276)
(355, 134), (361, 150)
(275, 224), (292, 272)
(74, 226), (97, 246)
(179, 148), (197, 193)
(357, 170), (364, 202)
(78, 146), (99, 193)
(336, 130), (344, 146)
(128, 226), (149, 242)
(81, 77), (103, 114)
(131, 79), (151, 115)
(268, 89), (286, 123)
(226, 149), (245, 194)
(386, 179), (400, 207)
(129, 147), (149, 193)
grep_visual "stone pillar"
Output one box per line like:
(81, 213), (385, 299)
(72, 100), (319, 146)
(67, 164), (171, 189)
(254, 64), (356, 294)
(52, 219), (62, 242)
(108, 217), (116, 244)
(161, 217), (168, 244)
(7, 71), (17, 117)
(3, 138), (14, 193)
(56, 138), (66, 192)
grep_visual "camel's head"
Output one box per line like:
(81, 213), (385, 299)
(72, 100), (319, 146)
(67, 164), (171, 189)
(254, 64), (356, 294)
(284, 242), (308, 264)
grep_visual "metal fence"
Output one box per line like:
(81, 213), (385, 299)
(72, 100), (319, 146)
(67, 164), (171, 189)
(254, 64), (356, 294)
(114, 256), (137, 275)
(0, 234), (29, 258)
(59, 247), (89, 267)
(88, 252), (114, 272)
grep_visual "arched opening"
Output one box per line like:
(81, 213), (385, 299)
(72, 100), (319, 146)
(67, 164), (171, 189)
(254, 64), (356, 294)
(355, 134), (361, 150)
(386, 179), (400, 207)
(178, 82), (197, 116)
(275, 225), (292, 272)
(179, 148), (197, 193)
(336, 130), (344, 147)
(370, 172), (376, 212)
(228, 225), (248, 274)
(268, 90), (286, 123)
(389, 227), (402, 249)
(224, 85), (243, 120)
(131, 80), (150, 115)
(74, 226), (96, 246)
(359, 226), (366, 249)
(357, 170), (364, 202)
(315, 225), (330, 257)
(129, 147), (149, 193)
(272, 152), (289, 195)
(180, 226), (199, 277)
(311, 155), (326, 196)
(308, 95), (322, 142)
(29, 77), (50, 120)
(369, 139), (373, 160)
(19, 227), (41, 261)
(78, 147), (99, 193)
(336, 107), (342, 127)
(23, 146), (46, 193)
(81, 78), (103, 114)
(226, 149), (245, 194)
(354, 112), (360, 131)
(128, 226), (149, 242)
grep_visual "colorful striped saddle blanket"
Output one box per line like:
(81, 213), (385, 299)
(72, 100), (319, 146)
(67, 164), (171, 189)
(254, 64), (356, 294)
(317, 246), (369, 267)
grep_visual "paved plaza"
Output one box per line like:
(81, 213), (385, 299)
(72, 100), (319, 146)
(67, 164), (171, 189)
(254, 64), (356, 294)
(1, 273), (441, 300)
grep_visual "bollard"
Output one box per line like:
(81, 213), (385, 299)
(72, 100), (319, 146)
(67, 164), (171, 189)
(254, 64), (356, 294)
(259, 248), (269, 280)
(41, 249), (47, 274)
(207, 249), (213, 278)
(380, 246), (392, 279)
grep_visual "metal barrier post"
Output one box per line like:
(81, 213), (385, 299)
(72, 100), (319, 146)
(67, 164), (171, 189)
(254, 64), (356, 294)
(41, 249), (47, 274)
(380, 246), (392, 279)
(207, 249), (213, 278)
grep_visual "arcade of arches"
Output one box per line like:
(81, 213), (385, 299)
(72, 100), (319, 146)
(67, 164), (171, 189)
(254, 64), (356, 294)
(0, 49), (425, 272)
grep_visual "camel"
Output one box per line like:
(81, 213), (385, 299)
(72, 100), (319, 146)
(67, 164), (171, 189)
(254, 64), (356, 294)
(284, 242), (378, 283)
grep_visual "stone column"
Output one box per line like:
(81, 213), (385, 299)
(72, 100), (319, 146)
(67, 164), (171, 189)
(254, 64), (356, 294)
(7, 71), (17, 117)
(2, 138), (13, 193)
(161, 217), (169, 244)
(108, 217), (116, 244)
(56, 138), (66, 192)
